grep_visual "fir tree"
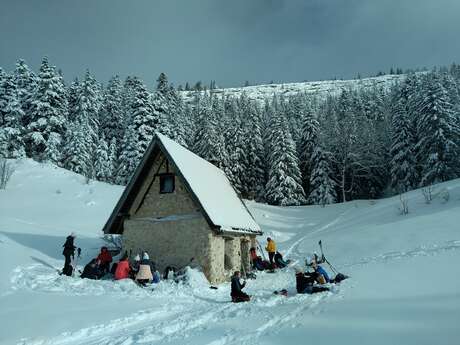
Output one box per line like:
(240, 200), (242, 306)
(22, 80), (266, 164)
(94, 135), (111, 182)
(26, 57), (67, 161)
(390, 99), (417, 192)
(116, 124), (138, 185)
(14, 59), (37, 127)
(416, 73), (460, 186)
(308, 147), (336, 206)
(100, 75), (124, 144)
(265, 113), (306, 206)
(131, 82), (157, 162)
(0, 74), (25, 158)
(298, 104), (320, 195)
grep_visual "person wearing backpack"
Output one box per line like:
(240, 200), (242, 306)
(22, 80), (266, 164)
(135, 252), (154, 286)
(62, 232), (77, 276)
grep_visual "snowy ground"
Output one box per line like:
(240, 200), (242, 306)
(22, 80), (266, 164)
(181, 74), (407, 105)
(1, 159), (459, 345)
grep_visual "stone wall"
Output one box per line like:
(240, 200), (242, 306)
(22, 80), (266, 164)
(123, 216), (211, 277)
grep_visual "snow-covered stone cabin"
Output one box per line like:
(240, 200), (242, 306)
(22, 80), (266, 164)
(103, 133), (262, 283)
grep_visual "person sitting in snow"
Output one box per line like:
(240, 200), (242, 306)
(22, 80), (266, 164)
(295, 266), (329, 294)
(231, 271), (250, 302)
(135, 252), (154, 286)
(265, 237), (277, 266)
(81, 259), (102, 280)
(62, 232), (78, 276)
(307, 255), (347, 284)
(96, 247), (112, 275)
(249, 247), (266, 271)
(309, 258), (330, 284)
(114, 253), (131, 280)
(274, 251), (289, 268)
(130, 254), (141, 279)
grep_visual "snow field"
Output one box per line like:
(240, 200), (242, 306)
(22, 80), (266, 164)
(1, 159), (460, 345)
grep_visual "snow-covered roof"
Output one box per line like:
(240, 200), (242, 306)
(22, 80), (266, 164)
(156, 133), (261, 234)
(103, 133), (262, 235)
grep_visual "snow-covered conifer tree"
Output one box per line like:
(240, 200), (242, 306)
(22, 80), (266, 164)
(14, 59), (37, 126)
(0, 74), (25, 158)
(265, 112), (306, 206)
(308, 147), (336, 206)
(94, 135), (111, 182)
(26, 57), (67, 161)
(416, 73), (460, 186)
(100, 76), (124, 144)
(116, 125), (138, 185)
(390, 99), (417, 192)
(298, 104), (319, 196)
(131, 82), (156, 162)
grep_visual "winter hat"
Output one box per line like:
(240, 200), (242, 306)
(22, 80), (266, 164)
(143, 252), (149, 260)
(134, 254), (141, 261)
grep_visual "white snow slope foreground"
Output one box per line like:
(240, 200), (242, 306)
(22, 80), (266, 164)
(1, 159), (459, 345)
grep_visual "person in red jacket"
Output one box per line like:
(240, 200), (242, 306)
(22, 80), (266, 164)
(96, 246), (112, 274)
(114, 253), (131, 280)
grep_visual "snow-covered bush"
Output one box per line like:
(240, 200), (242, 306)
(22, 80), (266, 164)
(0, 158), (14, 189)
(422, 186), (434, 204)
(399, 193), (409, 215)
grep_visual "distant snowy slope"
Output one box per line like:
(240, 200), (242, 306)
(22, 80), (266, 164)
(181, 74), (406, 104)
(1, 159), (459, 345)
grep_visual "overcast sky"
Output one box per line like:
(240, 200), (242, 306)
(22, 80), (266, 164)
(1, 0), (459, 88)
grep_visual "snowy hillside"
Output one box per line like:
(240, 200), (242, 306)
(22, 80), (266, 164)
(1, 159), (460, 345)
(181, 74), (407, 104)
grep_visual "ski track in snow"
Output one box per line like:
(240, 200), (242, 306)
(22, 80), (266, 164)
(21, 290), (336, 345)
(343, 239), (460, 268)
(284, 207), (354, 259)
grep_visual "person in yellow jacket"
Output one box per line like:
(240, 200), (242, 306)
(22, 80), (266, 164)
(265, 237), (277, 265)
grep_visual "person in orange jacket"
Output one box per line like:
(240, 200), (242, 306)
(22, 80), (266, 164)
(265, 237), (277, 265)
(114, 253), (131, 280)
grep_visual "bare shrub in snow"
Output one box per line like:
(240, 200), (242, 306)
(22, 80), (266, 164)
(399, 193), (409, 215)
(436, 188), (450, 204)
(0, 158), (15, 189)
(422, 186), (433, 204)
(103, 234), (123, 252)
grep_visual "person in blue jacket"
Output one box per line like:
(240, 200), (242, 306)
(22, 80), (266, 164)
(312, 260), (330, 283)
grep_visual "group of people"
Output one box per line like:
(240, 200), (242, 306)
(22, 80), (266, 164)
(61, 234), (161, 286)
(63, 234), (346, 302)
(250, 237), (290, 271)
(231, 238), (347, 302)
(112, 252), (161, 285)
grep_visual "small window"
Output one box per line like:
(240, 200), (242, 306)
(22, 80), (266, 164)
(159, 174), (175, 193)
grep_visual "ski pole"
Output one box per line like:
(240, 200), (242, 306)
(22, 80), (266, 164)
(319, 240), (339, 274)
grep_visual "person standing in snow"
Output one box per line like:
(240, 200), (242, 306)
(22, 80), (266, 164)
(231, 271), (250, 302)
(62, 232), (77, 276)
(114, 253), (131, 280)
(135, 252), (154, 286)
(96, 246), (112, 275)
(265, 237), (277, 266)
